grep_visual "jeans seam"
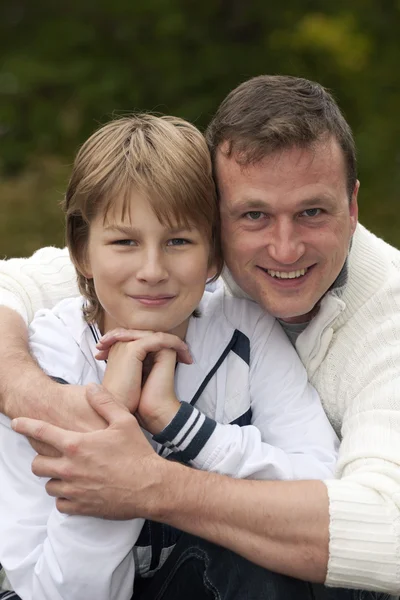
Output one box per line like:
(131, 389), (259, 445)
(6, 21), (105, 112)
(153, 547), (220, 600)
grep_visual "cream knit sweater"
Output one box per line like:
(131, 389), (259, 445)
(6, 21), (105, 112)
(0, 223), (399, 593)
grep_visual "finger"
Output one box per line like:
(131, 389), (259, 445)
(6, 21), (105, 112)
(46, 478), (72, 499)
(32, 455), (65, 479)
(12, 418), (71, 453)
(29, 438), (61, 458)
(130, 333), (192, 364)
(56, 497), (86, 516)
(96, 328), (154, 349)
(86, 383), (133, 425)
(95, 349), (110, 361)
(152, 348), (177, 367)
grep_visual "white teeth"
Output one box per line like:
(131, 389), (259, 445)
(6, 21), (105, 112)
(266, 268), (307, 279)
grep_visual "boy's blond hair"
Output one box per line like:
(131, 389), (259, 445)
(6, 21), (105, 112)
(63, 114), (222, 323)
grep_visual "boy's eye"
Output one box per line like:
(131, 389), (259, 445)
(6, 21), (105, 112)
(167, 238), (191, 246)
(301, 208), (321, 218)
(112, 239), (136, 246)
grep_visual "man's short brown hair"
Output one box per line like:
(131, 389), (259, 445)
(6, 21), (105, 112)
(63, 114), (222, 323)
(206, 75), (357, 198)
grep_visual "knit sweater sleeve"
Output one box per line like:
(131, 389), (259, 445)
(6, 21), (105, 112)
(323, 310), (400, 593)
(0, 247), (78, 324)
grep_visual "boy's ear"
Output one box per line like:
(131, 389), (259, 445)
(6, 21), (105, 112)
(206, 259), (218, 282)
(74, 245), (93, 279)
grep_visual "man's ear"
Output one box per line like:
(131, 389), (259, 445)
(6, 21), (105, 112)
(349, 180), (359, 235)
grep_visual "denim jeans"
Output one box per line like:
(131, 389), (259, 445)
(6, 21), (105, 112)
(0, 535), (396, 600)
(133, 533), (397, 600)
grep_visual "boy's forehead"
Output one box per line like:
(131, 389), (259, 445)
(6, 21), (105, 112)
(102, 199), (193, 232)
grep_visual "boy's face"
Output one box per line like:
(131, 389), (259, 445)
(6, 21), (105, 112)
(82, 192), (214, 339)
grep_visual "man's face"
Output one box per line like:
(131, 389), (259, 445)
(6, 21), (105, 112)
(217, 138), (359, 322)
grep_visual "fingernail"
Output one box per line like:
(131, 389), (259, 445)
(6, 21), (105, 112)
(11, 418), (19, 431)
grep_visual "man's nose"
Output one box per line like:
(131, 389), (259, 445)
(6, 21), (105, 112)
(267, 220), (306, 265)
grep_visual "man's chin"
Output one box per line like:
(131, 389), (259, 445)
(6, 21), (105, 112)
(259, 300), (315, 323)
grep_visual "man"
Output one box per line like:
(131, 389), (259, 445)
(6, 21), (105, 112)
(0, 76), (399, 599)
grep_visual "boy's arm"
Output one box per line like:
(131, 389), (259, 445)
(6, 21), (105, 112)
(0, 415), (141, 600)
(150, 320), (338, 481)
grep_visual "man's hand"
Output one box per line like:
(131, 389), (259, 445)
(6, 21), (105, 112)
(28, 384), (108, 456)
(12, 384), (167, 520)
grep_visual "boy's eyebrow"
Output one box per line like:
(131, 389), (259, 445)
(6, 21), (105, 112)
(103, 224), (193, 236)
(103, 224), (139, 236)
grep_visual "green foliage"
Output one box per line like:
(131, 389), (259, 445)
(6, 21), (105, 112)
(0, 0), (399, 256)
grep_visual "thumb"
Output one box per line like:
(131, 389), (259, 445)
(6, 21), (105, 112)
(86, 383), (130, 425)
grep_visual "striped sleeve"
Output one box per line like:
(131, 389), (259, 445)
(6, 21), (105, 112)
(153, 403), (216, 463)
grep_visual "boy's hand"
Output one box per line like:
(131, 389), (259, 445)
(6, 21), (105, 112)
(96, 328), (192, 364)
(137, 348), (181, 435)
(99, 329), (191, 417)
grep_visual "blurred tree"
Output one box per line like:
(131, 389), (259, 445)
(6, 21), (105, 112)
(0, 0), (399, 255)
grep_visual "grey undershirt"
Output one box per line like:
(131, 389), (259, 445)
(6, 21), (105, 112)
(278, 259), (349, 347)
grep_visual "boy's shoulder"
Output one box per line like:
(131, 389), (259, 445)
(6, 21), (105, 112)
(28, 296), (100, 385)
(30, 296), (88, 343)
(198, 286), (276, 340)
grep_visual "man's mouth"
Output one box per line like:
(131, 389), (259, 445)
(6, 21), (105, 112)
(258, 266), (312, 279)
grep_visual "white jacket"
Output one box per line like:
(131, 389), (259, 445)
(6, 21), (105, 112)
(0, 289), (338, 600)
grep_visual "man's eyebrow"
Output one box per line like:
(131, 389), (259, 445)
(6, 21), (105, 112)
(296, 196), (337, 210)
(226, 195), (337, 214)
(225, 198), (270, 213)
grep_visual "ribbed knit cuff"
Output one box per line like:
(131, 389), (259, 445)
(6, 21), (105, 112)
(325, 478), (400, 593)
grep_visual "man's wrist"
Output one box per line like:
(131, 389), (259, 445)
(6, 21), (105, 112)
(145, 457), (192, 522)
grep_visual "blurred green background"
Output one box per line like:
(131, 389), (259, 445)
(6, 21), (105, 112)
(1, 0), (399, 257)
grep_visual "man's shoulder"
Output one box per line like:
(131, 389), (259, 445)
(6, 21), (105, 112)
(353, 224), (400, 273)
(340, 224), (400, 319)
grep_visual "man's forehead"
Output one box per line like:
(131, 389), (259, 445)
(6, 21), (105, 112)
(215, 137), (347, 183)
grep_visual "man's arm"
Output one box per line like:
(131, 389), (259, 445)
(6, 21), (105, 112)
(14, 385), (330, 583)
(156, 462), (330, 583)
(0, 247), (77, 324)
(0, 306), (106, 430)
(0, 307), (56, 419)
(0, 246), (99, 425)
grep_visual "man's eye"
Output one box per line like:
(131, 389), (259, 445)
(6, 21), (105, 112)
(245, 211), (264, 220)
(167, 238), (190, 246)
(301, 208), (321, 217)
